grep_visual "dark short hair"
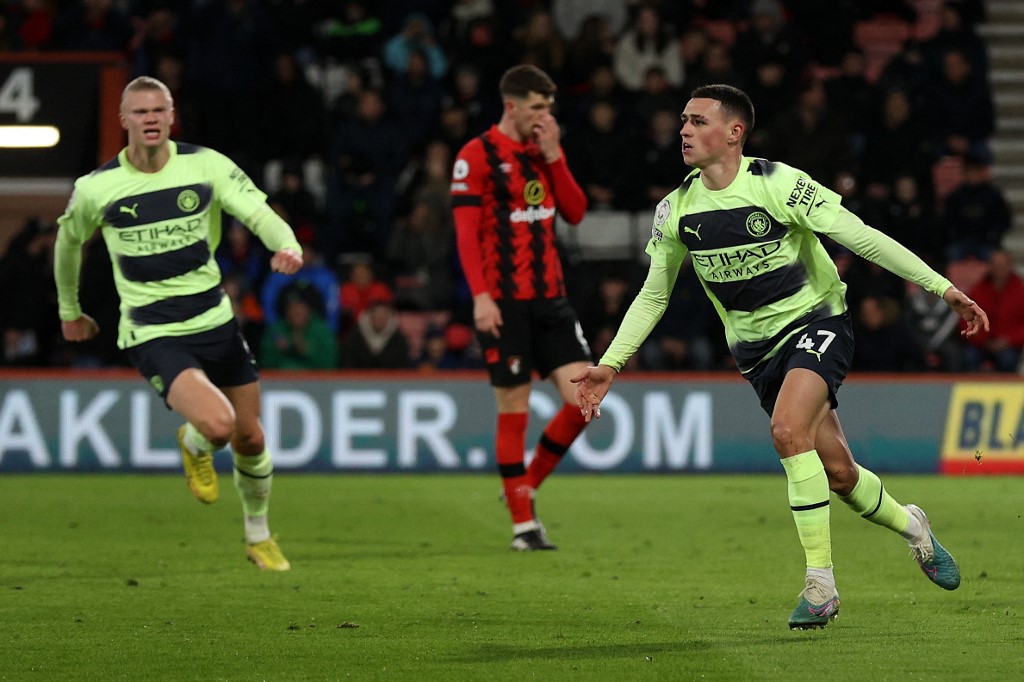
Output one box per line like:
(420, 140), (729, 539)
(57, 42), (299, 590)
(499, 64), (556, 100)
(690, 84), (755, 142)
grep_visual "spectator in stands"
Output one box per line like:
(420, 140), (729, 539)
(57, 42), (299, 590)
(923, 1), (989, 82)
(904, 281), (964, 372)
(185, 0), (278, 172)
(433, 102), (473, 156)
(129, 2), (184, 78)
(261, 243), (341, 334)
(942, 153), (1011, 264)
(742, 58), (799, 156)
(52, 0), (132, 52)
(1, 0), (54, 50)
(415, 322), (468, 371)
(268, 162), (322, 249)
(844, 258), (907, 316)
(578, 270), (632, 354)
(337, 298), (412, 369)
(925, 47), (994, 160)
(386, 198), (456, 311)
(514, 8), (565, 82)
(0, 218), (57, 366)
(561, 14), (617, 94)
(326, 88), (409, 259)
(961, 250), (1024, 372)
(731, 0), (806, 93)
(564, 99), (639, 211)
(260, 281), (339, 370)
(217, 218), (271, 294)
(612, 3), (684, 93)
(683, 40), (745, 96)
(443, 0), (495, 48)
(852, 295), (924, 372)
(223, 272), (264, 358)
(383, 12), (447, 81)
(824, 49), (877, 159)
(551, 0), (626, 46)
(860, 88), (932, 189)
(262, 51), (326, 165)
(883, 174), (936, 265)
(639, 108), (687, 209)
(388, 47), (446, 144)
(395, 138), (453, 224)
(339, 257), (394, 333)
(764, 80), (851, 188)
(876, 40), (929, 112)
(631, 65), (682, 130)
(565, 63), (629, 130)
(679, 26), (711, 81)
(448, 15), (508, 88)
(783, 0), (855, 66)
(317, 0), (384, 64)
(442, 64), (501, 139)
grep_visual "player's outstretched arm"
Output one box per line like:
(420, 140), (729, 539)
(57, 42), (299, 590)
(61, 314), (99, 342)
(943, 285), (990, 338)
(571, 364), (617, 422)
(270, 248), (303, 274)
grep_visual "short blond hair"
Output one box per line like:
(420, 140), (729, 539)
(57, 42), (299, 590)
(121, 76), (173, 109)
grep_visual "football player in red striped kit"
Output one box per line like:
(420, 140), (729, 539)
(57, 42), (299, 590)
(451, 65), (592, 550)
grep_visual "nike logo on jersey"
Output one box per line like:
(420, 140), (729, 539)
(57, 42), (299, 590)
(119, 203), (139, 219)
(683, 223), (702, 240)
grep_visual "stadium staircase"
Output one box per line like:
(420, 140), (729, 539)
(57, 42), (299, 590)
(980, 0), (1024, 255)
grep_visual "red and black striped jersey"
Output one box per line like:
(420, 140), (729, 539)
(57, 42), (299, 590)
(451, 125), (587, 301)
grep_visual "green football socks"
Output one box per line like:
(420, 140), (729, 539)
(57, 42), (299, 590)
(782, 450), (832, 568)
(233, 450), (273, 516)
(839, 464), (913, 536)
(234, 450), (274, 544)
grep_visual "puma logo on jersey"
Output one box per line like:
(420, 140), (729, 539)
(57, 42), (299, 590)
(805, 349), (822, 361)
(683, 223), (702, 240)
(119, 203), (139, 219)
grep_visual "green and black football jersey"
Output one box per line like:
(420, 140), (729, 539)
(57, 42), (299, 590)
(55, 142), (300, 348)
(601, 157), (952, 373)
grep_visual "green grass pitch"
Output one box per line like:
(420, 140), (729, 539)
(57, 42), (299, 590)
(1, 473), (1021, 681)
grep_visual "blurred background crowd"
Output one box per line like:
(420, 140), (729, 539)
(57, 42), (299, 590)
(2, 0), (1021, 375)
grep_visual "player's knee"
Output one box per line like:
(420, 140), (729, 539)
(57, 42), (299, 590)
(197, 409), (236, 448)
(769, 419), (811, 457)
(232, 428), (265, 456)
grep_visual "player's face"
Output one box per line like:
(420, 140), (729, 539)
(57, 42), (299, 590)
(511, 92), (554, 141)
(119, 88), (174, 148)
(679, 98), (735, 168)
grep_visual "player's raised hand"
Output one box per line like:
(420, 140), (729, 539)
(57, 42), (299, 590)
(62, 314), (99, 342)
(271, 248), (303, 275)
(943, 285), (990, 338)
(571, 364), (616, 422)
(532, 112), (562, 163)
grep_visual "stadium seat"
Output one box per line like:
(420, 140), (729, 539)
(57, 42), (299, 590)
(557, 211), (645, 261)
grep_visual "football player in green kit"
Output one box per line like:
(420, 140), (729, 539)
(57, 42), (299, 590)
(55, 77), (303, 571)
(572, 84), (990, 628)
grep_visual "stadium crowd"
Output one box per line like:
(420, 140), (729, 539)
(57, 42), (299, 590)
(2, 0), (1020, 374)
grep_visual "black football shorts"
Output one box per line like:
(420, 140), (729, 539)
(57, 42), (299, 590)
(745, 312), (855, 416)
(478, 298), (592, 388)
(127, 319), (259, 405)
